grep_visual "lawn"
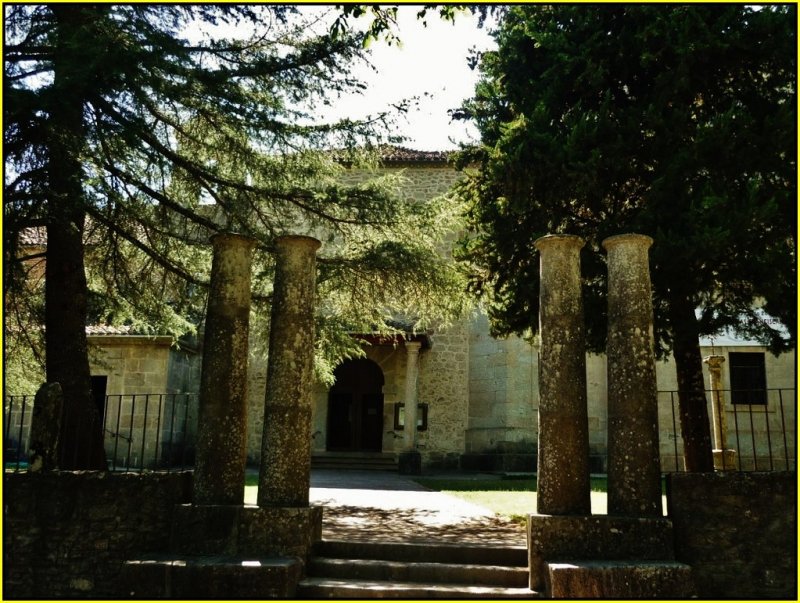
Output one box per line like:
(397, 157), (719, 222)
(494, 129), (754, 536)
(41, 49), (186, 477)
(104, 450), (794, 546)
(412, 476), (667, 522)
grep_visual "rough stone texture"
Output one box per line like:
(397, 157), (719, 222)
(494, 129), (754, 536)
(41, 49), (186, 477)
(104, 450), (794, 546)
(123, 556), (302, 599)
(466, 311), (539, 457)
(402, 341), (422, 452)
(259, 235), (320, 507)
(534, 234), (591, 515)
(603, 233), (662, 517)
(3, 471), (192, 599)
(28, 382), (63, 471)
(194, 233), (256, 505)
(527, 515), (675, 591)
(416, 323), (470, 466)
(546, 561), (694, 599)
(171, 504), (323, 558)
(668, 471), (796, 599)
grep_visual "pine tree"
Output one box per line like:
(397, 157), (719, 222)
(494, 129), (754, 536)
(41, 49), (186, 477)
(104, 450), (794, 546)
(4, 5), (467, 468)
(453, 5), (796, 471)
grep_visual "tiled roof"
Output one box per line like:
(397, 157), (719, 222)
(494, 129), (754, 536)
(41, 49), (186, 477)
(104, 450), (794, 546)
(377, 145), (451, 163)
(85, 325), (134, 335)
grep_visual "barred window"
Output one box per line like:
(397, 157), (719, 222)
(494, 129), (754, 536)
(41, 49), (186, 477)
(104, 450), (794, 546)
(729, 352), (767, 405)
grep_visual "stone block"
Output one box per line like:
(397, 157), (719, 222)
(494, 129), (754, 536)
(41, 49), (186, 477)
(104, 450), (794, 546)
(527, 515), (675, 591)
(123, 556), (303, 599)
(171, 504), (322, 558)
(546, 561), (694, 598)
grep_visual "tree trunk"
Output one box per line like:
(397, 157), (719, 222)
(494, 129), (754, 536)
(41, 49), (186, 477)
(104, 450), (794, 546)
(668, 292), (714, 472)
(46, 6), (107, 470)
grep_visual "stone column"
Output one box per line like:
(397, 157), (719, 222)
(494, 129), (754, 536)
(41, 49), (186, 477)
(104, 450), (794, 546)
(534, 234), (591, 515)
(603, 233), (661, 517)
(399, 340), (422, 475)
(258, 235), (321, 507)
(704, 355), (737, 470)
(194, 233), (257, 505)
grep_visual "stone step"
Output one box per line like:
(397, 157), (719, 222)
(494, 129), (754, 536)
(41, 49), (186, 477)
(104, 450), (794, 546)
(311, 452), (397, 470)
(122, 555), (302, 599)
(297, 577), (539, 599)
(316, 539), (528, 567)
(308, 557), (529, 588)
(545, 560), (694, 599)
(527, 515), (676, 590)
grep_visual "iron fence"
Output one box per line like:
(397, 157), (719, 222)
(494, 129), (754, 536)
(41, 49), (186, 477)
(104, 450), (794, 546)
(4, 392), (198, 473)
(658, 388), (796, 473)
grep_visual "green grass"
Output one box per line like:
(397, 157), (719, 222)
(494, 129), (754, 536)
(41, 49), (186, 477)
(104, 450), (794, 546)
(411, 476), (668, 522)
(413, 476), (612, 493)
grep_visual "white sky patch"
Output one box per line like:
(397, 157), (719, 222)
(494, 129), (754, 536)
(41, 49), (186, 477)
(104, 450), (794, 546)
(322, 7), (496, 151)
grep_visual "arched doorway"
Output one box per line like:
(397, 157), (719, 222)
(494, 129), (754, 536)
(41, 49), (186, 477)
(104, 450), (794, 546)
(327, 358), (385, 452)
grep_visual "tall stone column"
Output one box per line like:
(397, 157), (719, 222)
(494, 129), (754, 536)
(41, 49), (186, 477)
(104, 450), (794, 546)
(399, 340), (422, 474)
(534, 234), (591, 515)
(258, 235), (321, 507)
(603, 233), (661, 517)
(194, 233), (257, 505)
(704, 355), (736, 470)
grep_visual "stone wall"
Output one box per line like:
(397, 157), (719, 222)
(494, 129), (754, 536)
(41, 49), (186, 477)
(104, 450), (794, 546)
(667, 471), (796, 599)
(466, 312), (538, 456)
(88, 336), (201, 468)
(417, 323), (470, 468)
(3, 471), (192, 599)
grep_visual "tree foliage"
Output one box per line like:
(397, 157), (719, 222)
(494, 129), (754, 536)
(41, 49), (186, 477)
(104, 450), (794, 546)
(3, 5), (468, 465)
(453, 5), (796, 470)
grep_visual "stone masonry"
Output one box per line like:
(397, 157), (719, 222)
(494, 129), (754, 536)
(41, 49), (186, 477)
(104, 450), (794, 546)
(193, 233), (256, 505)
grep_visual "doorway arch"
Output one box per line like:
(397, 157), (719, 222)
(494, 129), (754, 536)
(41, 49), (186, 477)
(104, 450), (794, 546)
(327, 358), (385, 452)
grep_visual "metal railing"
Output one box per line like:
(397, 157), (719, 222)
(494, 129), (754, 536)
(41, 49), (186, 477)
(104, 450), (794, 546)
(4, 392), (197, 473)
(658, 388), (796, 473)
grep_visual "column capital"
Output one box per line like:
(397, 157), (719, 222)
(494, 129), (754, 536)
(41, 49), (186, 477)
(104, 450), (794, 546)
(601, 232), (653, 252)
(534, 233), (585, 252)
(275, 234), (322, 253)
(405, 340), (422, 354)
(210, 231), (258, 249)
(703, 355), (726, 369)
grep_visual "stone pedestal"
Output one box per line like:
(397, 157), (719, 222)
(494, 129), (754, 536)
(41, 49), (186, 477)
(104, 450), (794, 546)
(527, 515), (678, 591)
(704, 355), (737, 471)
(603, 234), (661, 517)
(258, 235), (321, 507)
(534, 234), (591, 516)
(194, 233), (256, 505)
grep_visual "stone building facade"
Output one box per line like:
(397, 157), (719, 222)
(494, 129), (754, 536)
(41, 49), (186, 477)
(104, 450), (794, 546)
(8, 148), (794, 473)
(240, 148), (796, 472)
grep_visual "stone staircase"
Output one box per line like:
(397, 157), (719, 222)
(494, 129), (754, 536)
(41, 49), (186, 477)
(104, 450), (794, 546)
(297, 539), (538, 599)
(528, 515), (695, 598)
(311, 451), (397, 471)
(122, 504), (322, 599)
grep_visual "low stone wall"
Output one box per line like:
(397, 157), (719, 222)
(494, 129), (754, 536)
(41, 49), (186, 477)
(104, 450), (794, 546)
(667, 471), (796, 599)
(3, 471), (192, 599)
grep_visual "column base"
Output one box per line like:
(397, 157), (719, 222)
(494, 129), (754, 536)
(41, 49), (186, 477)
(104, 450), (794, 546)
(527, 515), (676, 591)
(398, 451), (422, 475)
(713, 449), (737, 471)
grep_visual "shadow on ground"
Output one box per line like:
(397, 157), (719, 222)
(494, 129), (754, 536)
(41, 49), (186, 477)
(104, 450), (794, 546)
(319, 503), (527, 546)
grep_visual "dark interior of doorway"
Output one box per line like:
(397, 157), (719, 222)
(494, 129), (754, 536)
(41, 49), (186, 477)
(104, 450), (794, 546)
(327, 358), (384, 452)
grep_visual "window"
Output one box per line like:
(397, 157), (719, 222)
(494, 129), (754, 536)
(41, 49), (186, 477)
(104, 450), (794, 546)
(729, 352), (767, 405)
(393, 402), (428, 431)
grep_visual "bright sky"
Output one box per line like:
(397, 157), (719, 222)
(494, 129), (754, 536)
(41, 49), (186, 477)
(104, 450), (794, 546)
(321, 7), (496, 151)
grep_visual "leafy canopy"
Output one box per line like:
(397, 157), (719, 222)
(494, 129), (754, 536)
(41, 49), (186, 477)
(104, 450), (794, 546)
(453, 4), (796, 356)
(4, 5), (469, 391)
